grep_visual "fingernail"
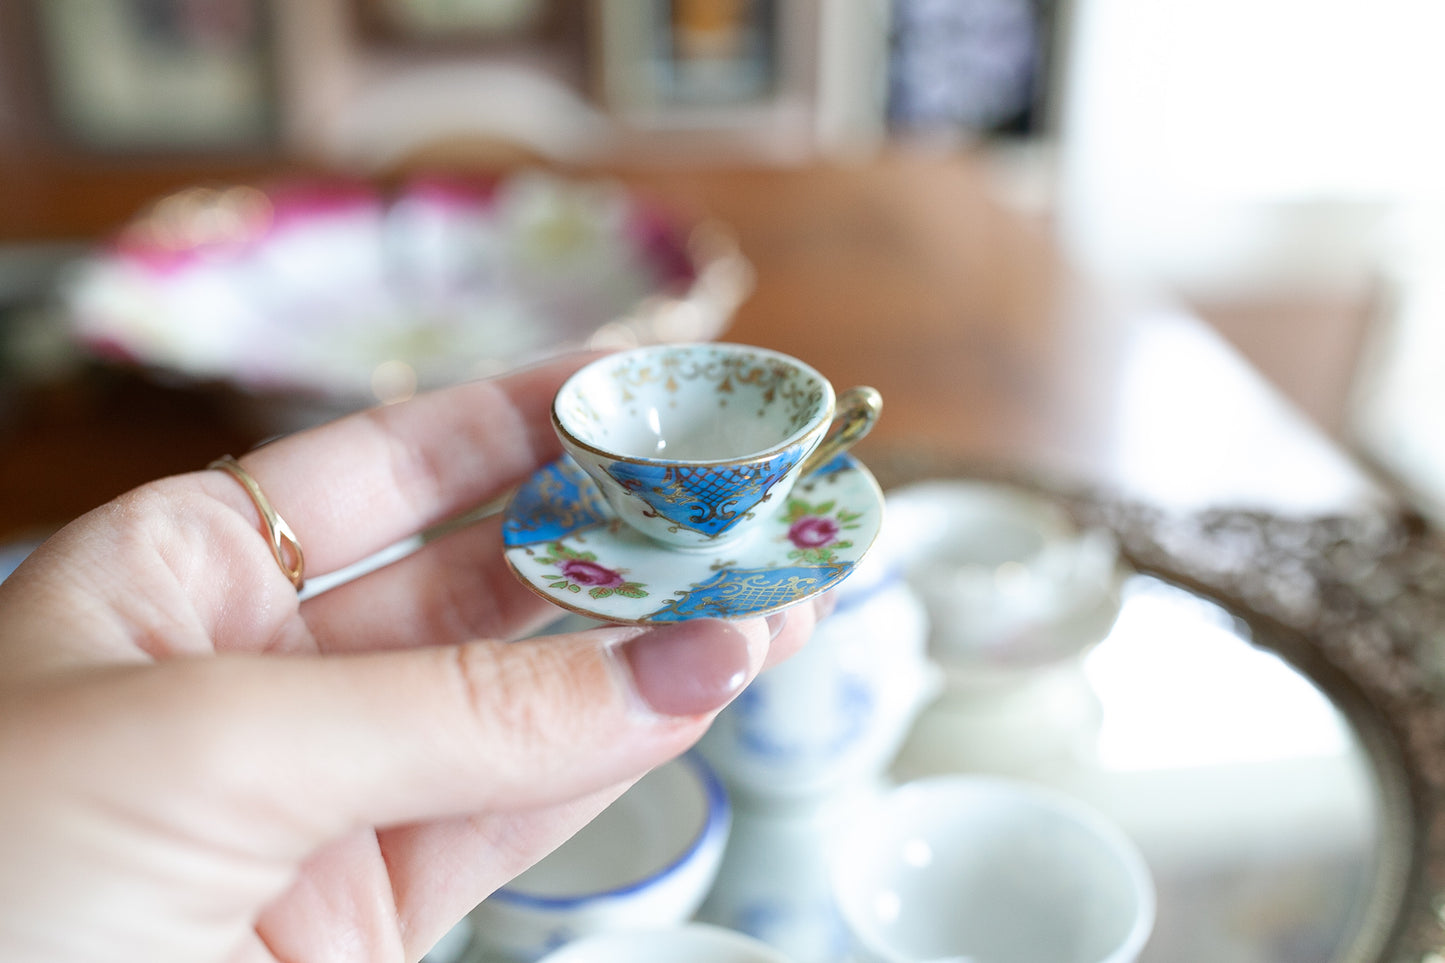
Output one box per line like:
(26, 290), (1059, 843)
(815, 590), (839, 621)
(615, 620), (758, 717)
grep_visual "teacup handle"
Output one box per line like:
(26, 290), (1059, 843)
(800, 385), (883, 476)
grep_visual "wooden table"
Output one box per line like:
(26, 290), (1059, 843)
(0, 150), (1386, 543)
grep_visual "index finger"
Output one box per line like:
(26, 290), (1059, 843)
(226, 352), (602, 579)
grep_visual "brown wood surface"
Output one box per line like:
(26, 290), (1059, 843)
(0, 151), (1384, 544)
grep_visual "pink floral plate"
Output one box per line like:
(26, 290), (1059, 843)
(502, 453), (884, 624)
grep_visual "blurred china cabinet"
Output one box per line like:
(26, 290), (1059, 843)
(0, 0), (995, 171)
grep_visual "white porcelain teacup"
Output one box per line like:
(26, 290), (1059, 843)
(535, 923), (797, 963)
(696, 551), (938, 806)
(696, 795), (865, 963)
(883, 480), (1123, 684)
(829, 775), (1155, 963)
(552, 343), (881, 551)
(469, 754), (732, 961)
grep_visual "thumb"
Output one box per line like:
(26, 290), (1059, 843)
(6, 618), (768, 880)
(140, 619), (768, 847)
(0, 619), (771, 961)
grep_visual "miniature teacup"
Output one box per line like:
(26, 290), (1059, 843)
(883, 480), (1123, 684)
(829, 775), (1155, 963)
(469, 753), (732, 961)
(552, 342), (881, 551)
(536, 923), (797, 963)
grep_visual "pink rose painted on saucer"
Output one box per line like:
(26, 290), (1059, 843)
(537, 542), (648, 600)
(780, 498), (862, 566)
(788, 516), (841, 549)
(561, 558), (625, 589)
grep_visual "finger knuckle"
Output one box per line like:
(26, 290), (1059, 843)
(446, 640), (605, 769)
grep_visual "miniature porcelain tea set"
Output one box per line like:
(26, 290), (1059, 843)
(459, 765), (1154, 963)
(502, 342), (886, 624)
(430, 341), (1150, 954)
(0, 337), (1152, 963)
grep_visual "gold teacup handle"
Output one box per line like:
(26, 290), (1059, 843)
(800, 386), (883, 476)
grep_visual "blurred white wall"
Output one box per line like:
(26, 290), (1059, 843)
(1050, 0), (1445, 508)
(1054, 0), (1445, 299)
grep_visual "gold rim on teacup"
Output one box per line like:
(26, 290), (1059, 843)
(551, 343), (881, 551)
(552, 344), (833, 466)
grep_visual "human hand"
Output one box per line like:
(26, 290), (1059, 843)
(0, 354), (822, 963)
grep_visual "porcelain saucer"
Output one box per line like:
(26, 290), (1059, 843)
(503, 454), (884, 624)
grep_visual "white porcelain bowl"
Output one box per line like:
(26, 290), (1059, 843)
(535, 923), (796, 963)
(469, 753), (731, 961)
(830, 775), (1155, 963)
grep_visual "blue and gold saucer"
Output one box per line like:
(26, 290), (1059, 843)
(503, 454), (884, 624)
